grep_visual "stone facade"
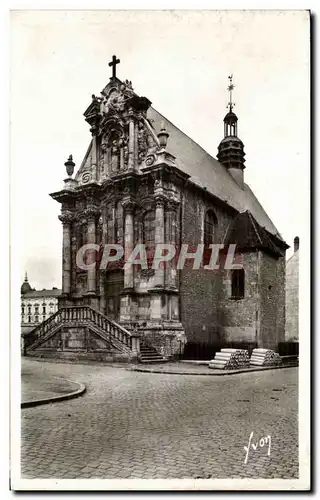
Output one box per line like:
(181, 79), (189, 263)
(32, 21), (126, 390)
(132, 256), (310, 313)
(46, 69), (288, 358)
(180, 188), (286, 352)
(285, 238), (299, 341)
(21, 275), (61, 335)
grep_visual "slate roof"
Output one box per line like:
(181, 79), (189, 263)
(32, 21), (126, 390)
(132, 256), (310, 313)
(21, 288), (61, 299)
(147, 107), (286, 244)
(223, 210), (286, 257)
(75, 78), (287, 249)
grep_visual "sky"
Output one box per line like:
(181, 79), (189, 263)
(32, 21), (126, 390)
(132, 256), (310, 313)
(10, 10), (310, 290)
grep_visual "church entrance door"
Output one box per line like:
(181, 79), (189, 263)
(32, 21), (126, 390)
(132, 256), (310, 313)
(105, 271), (124, 321)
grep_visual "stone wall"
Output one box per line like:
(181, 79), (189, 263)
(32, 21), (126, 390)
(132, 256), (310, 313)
(259, 252), (278, 349)
(220, 251), (260, 344)
(179, 187), (234, 345)
(285, 251), (299, 341)
(258, 252), (286, 350)
(179, 184), (287, 352)
(142, 327), (186, 358)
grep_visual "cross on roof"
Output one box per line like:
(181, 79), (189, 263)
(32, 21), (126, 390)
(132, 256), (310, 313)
(227, 74), (235, 112)
(108, 55), (120, 78)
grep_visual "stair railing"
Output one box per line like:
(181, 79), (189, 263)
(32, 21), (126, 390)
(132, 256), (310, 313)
(25, 305), (140, 353)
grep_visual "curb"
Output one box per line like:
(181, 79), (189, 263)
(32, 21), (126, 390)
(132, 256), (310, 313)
(128, 364), (298, 377)
(21, 381), (86, 409)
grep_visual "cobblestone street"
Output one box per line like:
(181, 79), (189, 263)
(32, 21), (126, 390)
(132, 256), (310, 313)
(21, 359), (298, 479)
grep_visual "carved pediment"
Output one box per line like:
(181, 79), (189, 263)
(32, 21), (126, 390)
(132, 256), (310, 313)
(74, 78), (158, 184)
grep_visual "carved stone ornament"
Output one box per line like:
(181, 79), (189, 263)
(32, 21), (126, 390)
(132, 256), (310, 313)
(155, 195), (166, 208)
(82, 207), (100, 222)
(123, 144), (129, 169)
(167, 199), (180, 212)
(140, 268), (155, 279)
(82, 171), (92, 184)
(145, 154), (156, 166)
(137, 122), (148, 163)
(122, 198), (136, 214)
(58, 211), (74, 225)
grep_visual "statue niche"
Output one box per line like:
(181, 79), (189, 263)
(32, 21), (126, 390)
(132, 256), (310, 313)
(100, 121), (128, 175)
(109, 130), (121, 173)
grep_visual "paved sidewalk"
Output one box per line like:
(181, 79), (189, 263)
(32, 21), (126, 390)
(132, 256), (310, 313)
(21, 362), (85, 406)
(21, 359), (299, 480)
(129, 361), (297, 376)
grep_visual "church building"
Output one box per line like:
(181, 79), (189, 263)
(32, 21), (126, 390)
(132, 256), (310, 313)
(24, 57), (289, 361)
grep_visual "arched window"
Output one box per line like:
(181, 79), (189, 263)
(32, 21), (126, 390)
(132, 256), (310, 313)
(231, 269), (245, 299)
(204, 210), (216, 246)
(143, 210), (155, 248)
(203, 210), (217, 265)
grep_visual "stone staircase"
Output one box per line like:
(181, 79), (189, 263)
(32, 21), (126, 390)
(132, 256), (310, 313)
(23, 306), (168, 364)
(23, 306), (140, 362)
(139, 340), (167, 364)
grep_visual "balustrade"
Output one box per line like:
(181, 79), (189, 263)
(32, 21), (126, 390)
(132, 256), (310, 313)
(26, 304), (139, 353)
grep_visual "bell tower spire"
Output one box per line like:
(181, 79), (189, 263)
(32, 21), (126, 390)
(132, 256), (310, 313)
(227, 74), (235, 112)
(217, 75), (246, 189)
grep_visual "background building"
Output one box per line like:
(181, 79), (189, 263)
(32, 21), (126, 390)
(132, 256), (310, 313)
(21, 273), (61, 336)
(285, 237), (299, 342)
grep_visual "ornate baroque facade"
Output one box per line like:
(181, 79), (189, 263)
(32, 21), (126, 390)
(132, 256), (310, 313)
(43, 63), (289, 359)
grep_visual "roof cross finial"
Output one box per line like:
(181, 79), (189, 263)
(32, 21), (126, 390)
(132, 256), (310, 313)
(108, 55), (120, 79)
(24, 271), (28, 282)
(227, 74), (235, 112)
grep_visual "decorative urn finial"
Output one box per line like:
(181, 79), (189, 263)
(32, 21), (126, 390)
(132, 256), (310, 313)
(64, 154), (75, 177)
(158, 122), (169, 149)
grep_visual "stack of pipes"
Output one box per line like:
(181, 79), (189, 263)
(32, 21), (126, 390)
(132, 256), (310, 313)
(209, 348), (250, 370)
(250, 348), (282, 366)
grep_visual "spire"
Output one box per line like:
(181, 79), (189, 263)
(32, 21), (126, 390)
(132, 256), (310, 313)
(227, 74), (235, 112)
(21, 271), (32, 295)
(223, 74), (238, 137)
(217, 75), (246, 188)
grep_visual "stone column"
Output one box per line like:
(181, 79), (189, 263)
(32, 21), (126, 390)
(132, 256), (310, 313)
(85, 208), (98, 296)
(120, 142), (124, 171)
(119, 199), (135, 324)
(58, 211), (73, 296)
(123, 199), (135, 290)
(99, 272), (106, 314)
(134, 121), (139, 165)
(90, 125), (98, 181)
(154, 196), (165, 288)
(165, 200), (178, 289)
(101, 143), (108, 180)
(149, 196), (166, 323)
(128, 116), (135, 171)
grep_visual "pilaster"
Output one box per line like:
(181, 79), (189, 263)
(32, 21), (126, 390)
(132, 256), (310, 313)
(120, 198), (136, 323)
(90, 125), (98, 182)
(128, 115), (135, 171)
(58, 211), (74, 296)
(82, 207), (100, 308)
